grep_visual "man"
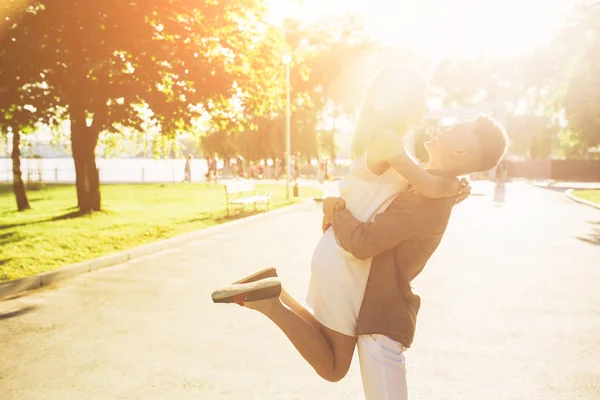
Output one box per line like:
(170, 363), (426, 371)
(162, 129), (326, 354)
(211, 114), (509, 400)
(322, 114), (509, 399)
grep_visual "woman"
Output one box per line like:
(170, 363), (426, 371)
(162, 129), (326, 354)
(211, 66), (467, 383)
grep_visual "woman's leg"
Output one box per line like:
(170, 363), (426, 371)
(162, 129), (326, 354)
(280, 288), (319, 328)
(243, 291), (356, 383)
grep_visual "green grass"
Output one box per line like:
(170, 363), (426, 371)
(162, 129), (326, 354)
(572, 189), (600, 206)
(0, 182), (322, 282)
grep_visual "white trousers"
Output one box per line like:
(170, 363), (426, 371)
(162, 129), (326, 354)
(357, 334), (408, 400)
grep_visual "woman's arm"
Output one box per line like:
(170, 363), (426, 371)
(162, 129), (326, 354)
(369, 130), (460, 198)
(387, 152), (459, 198)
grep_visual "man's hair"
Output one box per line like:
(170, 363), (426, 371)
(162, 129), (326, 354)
(472, 114), (509, 172)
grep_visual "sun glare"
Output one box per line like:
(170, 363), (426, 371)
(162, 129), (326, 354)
(269, 0), (573, 57)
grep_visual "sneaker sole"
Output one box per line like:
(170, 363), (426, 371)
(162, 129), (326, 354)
(212, 277), (281, 303)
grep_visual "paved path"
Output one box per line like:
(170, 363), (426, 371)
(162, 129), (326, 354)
(1, 182), (599, 400)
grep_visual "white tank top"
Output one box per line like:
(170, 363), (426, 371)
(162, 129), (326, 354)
(339, 152), (409, 222)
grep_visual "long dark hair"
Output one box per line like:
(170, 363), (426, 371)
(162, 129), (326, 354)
(350, 66), (428, 158)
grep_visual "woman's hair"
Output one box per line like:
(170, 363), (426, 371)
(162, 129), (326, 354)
(350, 66), (428, 158)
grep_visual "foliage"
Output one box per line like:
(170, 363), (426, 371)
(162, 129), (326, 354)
(430, 1), (600, 159)
(0, 0), (288, 144)
(201, 15), (376, 162)
(505, 114), (559, 159)
(558, 129), (589, 159)
(562, 0), (600, 150)
(0, 0), (291, 211)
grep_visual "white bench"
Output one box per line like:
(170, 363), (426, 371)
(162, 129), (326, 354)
(224, 180), (272, 216)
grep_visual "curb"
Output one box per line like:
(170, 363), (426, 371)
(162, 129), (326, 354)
(530, 181), (600, 190)
(0, 200), (319, 301)
(565, 189), (600, 210)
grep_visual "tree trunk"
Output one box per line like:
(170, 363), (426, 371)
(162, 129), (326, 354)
(329, 108), (338, 161)
(11, 131), (30, 211)
(70, 106), (101, 213)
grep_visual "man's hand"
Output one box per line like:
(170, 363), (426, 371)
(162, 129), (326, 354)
(322, 197), (346, 232)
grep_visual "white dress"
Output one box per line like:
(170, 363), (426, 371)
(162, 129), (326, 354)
(306, 153), (408, 336)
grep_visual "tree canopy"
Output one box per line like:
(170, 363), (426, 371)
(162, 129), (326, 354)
(0, 0), (291, 211)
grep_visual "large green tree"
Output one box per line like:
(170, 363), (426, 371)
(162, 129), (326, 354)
(0, 0), (285, 212)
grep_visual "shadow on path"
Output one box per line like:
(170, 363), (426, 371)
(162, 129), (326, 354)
(532, 185), (568, 193)
(575, 220), (600, 246)
(0, 305), (37, 321)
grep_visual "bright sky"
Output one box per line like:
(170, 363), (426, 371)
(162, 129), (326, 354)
(268, 0), (573, 58)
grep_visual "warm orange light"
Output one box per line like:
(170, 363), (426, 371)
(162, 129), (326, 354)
(268, 0), (573, 57)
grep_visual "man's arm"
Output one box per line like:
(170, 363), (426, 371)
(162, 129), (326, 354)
(330, 197), (450, 260)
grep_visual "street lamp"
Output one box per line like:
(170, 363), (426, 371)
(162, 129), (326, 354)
(282, 54), (292, 199)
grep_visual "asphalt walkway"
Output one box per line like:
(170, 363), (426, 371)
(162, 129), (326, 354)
(1, 182), (598, 399)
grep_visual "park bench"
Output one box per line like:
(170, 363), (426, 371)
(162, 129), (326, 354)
(224, 180), (272, 216)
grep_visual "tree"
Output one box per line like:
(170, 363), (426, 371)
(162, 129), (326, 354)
(561, 1), (600, 151)
(431, 51), (571, 159)
(0, 84), (38, 211)
(0, 0), (287, 213)
(504, 115), (559, 159)
(432, 57), (489, 107)
(1, 128), (31, 211)
(283, 15), (375, 160)
(201, 15), (377, 163)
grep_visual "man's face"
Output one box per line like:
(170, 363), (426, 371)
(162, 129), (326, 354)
(424, 121), (480, 171)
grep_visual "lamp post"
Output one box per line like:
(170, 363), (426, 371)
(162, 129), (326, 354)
(282, 54), (292, 199)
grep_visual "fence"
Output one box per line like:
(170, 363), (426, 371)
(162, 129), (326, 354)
(508, 160), (600, 182)
(0, 158), (351, 184)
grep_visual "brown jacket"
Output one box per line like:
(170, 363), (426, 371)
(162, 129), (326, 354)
(324, 187), (454, 348)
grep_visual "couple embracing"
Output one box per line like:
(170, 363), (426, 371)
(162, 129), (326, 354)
(212, 66), (509, 399)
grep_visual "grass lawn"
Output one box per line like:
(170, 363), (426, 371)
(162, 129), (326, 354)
(572, 189), (600, 206)
(0, 182), (322, 282)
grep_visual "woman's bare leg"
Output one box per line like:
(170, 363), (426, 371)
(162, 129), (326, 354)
(280, 288), (319, 328)
(243, 293), (356, 382)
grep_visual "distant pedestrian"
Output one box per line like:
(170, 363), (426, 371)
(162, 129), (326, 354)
(249, 161), (256, 180)
(258, 160), (265, 180)
(183, 154), (193, 183)
(275, 158), (284, 181)
(497, 160), (509, 186)
(318, 158), (325, 183)
(213, 154), (220, 182)
(237, 156), (246, 178)
(205, 155), (216, 182)
(292, 155), (301, 181)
